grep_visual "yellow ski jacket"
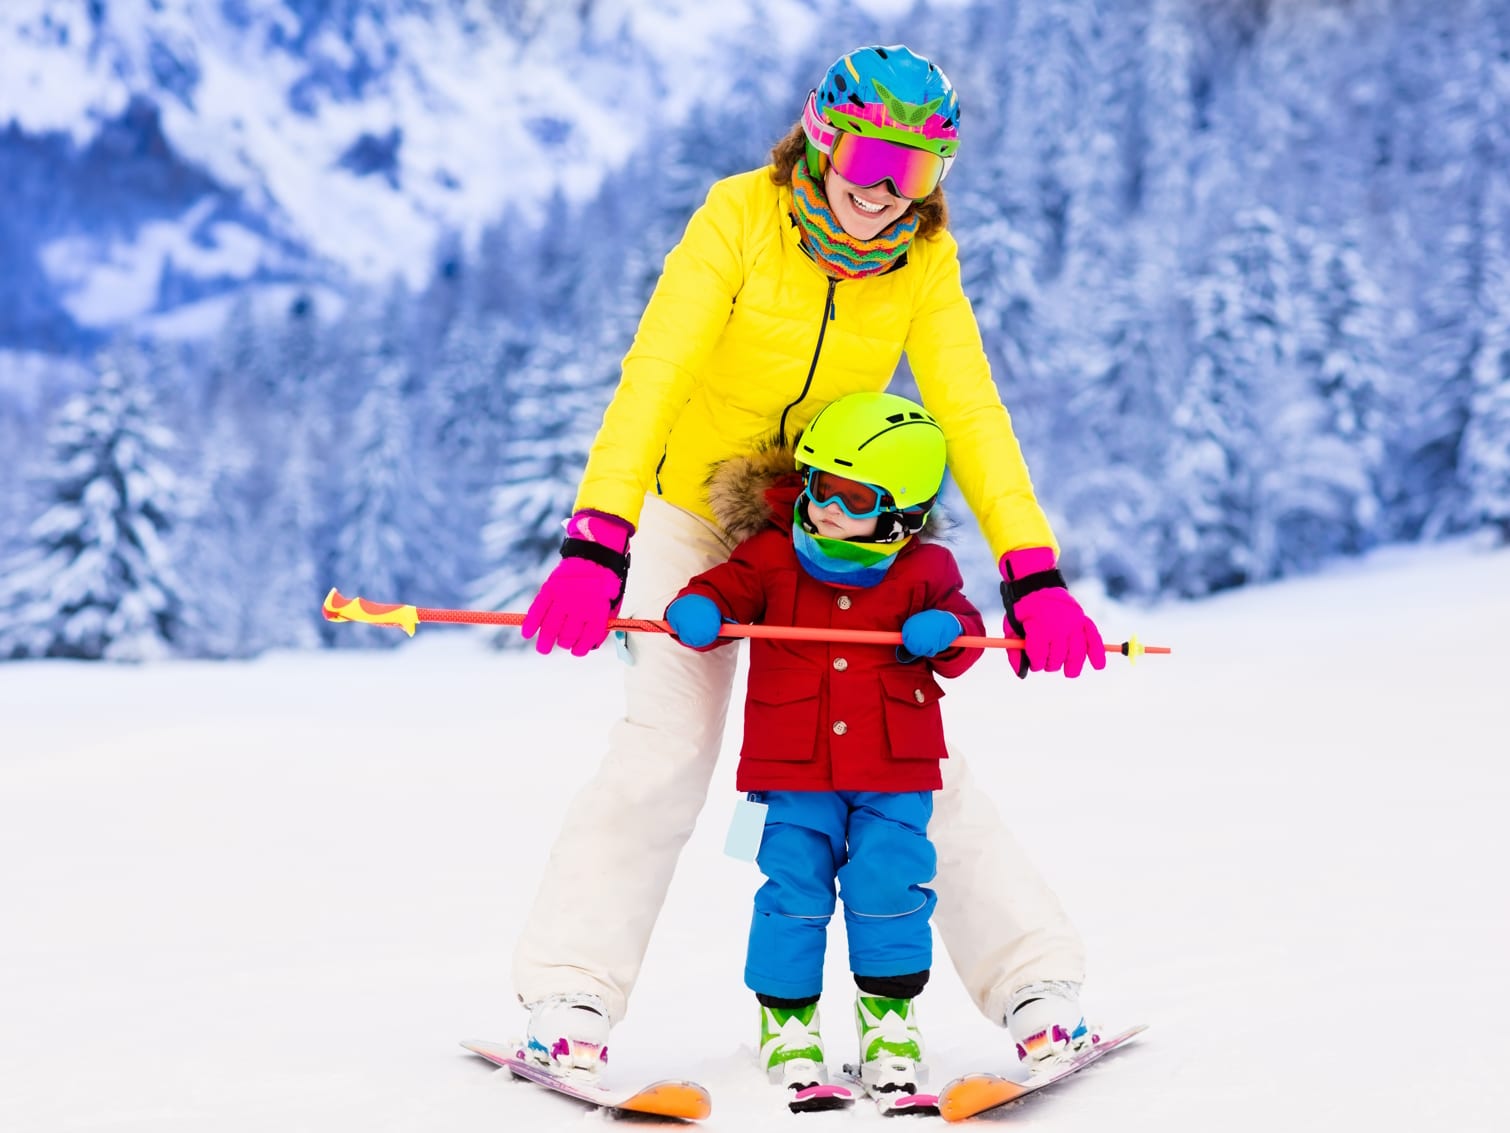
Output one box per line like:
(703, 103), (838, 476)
(574, 167), (1058, 560)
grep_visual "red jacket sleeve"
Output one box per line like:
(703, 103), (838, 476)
(912, 545), (986, 679)
(665, 532), (778, 650)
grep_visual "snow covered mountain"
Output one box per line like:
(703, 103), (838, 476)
(0, 0), (840, 348)
(4, 0), (1504, 647)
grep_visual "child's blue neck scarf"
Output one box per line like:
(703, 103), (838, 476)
(791, 503), (910, 588)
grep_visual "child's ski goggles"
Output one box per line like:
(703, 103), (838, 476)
(805, 468), (898, 520)
(828, 130), (947, 201)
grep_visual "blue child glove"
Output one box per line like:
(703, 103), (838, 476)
(665, 594), (724, 648)
(898, 609), (963, 662)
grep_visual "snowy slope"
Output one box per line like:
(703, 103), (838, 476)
(3, 538), (1508, 1131)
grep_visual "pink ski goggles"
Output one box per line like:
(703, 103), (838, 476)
(828, 130), (947, 201)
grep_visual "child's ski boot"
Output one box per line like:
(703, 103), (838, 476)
(759, 1001), (829, 1090)
(759, 1001), (856, 1111)
(854, 993), (926, 1094)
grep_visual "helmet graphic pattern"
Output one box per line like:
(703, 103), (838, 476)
(796, 391), (947, 511)
(812, 45), (960, 158)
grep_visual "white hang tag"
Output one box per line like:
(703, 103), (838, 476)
(723, 794), (768, 861)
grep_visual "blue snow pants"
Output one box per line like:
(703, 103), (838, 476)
(743, 790), (936, 1001)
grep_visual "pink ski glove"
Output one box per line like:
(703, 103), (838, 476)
(521, 510), (633, 657)
(999, 547), (1107, 680)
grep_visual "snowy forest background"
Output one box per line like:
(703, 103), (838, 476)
(2, 0), (1509, 662)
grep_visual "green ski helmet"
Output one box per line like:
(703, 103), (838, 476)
(796, 391), (947, 533)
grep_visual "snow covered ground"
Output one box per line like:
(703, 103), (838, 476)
(4, 539), (1508, 1132)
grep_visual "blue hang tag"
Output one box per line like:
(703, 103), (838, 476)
(723, 794), (769, 861)
(613, 630), (634, 666)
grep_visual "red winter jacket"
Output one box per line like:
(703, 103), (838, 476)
(671, 524), (985, 792)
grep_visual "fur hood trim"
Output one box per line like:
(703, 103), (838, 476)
(704, 439), (952, 546)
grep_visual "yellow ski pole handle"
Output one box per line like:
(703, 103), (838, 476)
(323, 588), (1170, 660)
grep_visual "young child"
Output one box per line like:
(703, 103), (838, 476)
(664, 391), (985, 1099)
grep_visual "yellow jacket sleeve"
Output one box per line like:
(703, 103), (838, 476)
(572, 177), (748, 527)
(906, 232), (1060, 561)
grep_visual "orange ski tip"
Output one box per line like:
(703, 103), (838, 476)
(938, 1076), (1023, 1122)
(618, 1083), (712, 1120)
(322, 587), (352, 618)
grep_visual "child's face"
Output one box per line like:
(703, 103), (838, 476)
(806, 496), (879, 540)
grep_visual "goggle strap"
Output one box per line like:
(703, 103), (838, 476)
(802, 91), (838, 154)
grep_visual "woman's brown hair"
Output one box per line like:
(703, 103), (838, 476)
(768, 122), (949, 238)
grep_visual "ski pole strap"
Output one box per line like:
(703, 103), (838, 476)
(560, 537), (631, 605)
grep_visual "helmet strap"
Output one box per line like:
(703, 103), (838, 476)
(804, 139), (827, 181)
(870, 511), (911, 544)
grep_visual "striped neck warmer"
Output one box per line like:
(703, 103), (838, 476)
(790, 160), (919, 280)
(792, 503), (911, 588)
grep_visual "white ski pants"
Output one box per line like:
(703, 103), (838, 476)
(512, 494), (1086, 1026)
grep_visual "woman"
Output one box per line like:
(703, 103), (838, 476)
(515, 44), (1105, 1078)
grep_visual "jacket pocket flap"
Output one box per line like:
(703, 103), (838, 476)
(748, 669), (821, 707)
(880, 670), (943, 708)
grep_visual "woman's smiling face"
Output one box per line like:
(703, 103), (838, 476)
(823, 166), (913, 240)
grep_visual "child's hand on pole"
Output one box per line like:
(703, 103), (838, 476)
(665, 595), (725, 649)
(897, 609), (963, 662)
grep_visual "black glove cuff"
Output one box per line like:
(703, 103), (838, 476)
(999, 568), (1067, 614)
(560, 537), (631, 605)
(1000, 567), (1065, 680)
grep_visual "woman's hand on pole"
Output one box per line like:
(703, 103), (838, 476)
(998, 547), (1107, 679)
(520, 510), (633, 657)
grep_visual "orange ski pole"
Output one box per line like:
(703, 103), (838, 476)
(323, 588), (1170, 661)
